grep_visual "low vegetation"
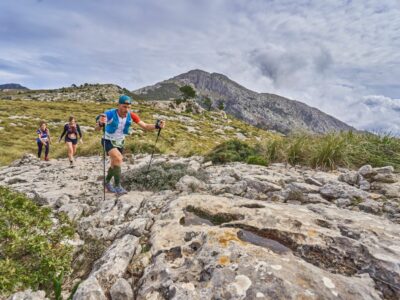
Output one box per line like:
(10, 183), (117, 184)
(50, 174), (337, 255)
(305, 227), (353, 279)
(0, 186), (75, 297)
(123, 162), (208, 191)
(206, 132), (400, 171)
(0, 99), (273, 166)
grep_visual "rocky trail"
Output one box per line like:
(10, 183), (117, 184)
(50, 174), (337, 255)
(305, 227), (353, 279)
(1, 154), (400, 300)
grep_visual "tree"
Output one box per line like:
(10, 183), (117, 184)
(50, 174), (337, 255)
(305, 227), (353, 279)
(218, 101), (225, 110)
(179, 85), (196, 100)
(203, 96), (212, 111)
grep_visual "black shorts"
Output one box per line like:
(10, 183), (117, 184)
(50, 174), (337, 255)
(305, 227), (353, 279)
(65, 137), (78, 145)
(101, 138), (124, 155)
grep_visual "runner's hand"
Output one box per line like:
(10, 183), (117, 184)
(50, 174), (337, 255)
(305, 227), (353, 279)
(99, 114), (106, 125)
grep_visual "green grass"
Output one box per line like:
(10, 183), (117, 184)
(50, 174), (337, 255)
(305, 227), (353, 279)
(0, 186), (75, 297)
(0, 99), (399, 171)
(206, 132), (400, 171)
(0, 99), (274, 166)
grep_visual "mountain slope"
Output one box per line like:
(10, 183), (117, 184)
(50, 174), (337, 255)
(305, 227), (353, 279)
(134, 70), (354, 134)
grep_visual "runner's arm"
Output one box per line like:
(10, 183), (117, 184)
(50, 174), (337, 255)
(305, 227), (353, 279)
(137, 120), (165, 131)
(77, 124), (83, 138)
(37, 132), (44, 143)
(59, 124), (67, 141)
(47, 129), (51, 144)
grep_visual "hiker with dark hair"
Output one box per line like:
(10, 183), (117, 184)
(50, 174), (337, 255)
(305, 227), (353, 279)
(59, 116), (83, 167)
(95, 95), (165, 195)
(36, 121), (51, 161)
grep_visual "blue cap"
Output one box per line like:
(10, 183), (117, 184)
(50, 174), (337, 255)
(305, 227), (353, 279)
(118, 95), (132, 104)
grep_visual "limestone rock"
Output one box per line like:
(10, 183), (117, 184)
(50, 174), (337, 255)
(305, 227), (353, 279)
(90, 234), (139, 289)
(176, 175), (207, 193)
(73, 277), (106, 300)
(338, 171), (359, 186)
(8, 290), (48, 300)
(110, 278), (134, 300)
(358, 165), (376, 178)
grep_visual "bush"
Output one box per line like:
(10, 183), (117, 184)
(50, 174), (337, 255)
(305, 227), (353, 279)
(179, 85), (196, 100)
(286, 134), (310, 166)
(0, 186), (74, 297)
(206, 139), (258, 164)
(310, 133), (348, 169)
(261, 138), (284, 162)
(174, 98), (185, 105)
(122, 162), (207, 191)
(247, 155), (269, 166)
(203, 97), (212, 111)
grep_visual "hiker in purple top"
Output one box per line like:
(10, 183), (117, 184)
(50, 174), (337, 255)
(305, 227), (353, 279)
(59, 116), (83, 167)
(36, 121), (51, 161)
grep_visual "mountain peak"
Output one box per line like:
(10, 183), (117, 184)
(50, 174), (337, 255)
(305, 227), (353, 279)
(133, 71), (354, 134)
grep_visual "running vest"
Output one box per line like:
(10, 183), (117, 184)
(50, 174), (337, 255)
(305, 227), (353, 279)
(36, 129), (49, 143)
(105, 109), (132, 135)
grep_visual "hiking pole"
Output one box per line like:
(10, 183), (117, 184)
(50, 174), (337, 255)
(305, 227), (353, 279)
(102, 124), (106, 202)
(98, 113), (106, 201)
(146, 121), (162, 172)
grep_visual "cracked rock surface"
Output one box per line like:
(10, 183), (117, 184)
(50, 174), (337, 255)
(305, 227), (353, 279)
(1, 154), (399, 300)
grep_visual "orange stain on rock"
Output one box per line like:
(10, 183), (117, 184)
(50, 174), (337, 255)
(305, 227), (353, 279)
(218, 230), (243, 247)
(218, 255), (230, 265)
(307, 229), (317, 238)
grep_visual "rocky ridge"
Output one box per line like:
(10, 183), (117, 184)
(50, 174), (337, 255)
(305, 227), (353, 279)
(1, 154), (399, 299)
(0, 84), (124, 102)
(134, 70), (355, 134)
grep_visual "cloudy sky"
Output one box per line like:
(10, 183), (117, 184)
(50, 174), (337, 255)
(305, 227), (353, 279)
(1, 0), (399, 134)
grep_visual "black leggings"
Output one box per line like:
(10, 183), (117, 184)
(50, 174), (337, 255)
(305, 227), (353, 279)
(37, 141), (49, 158)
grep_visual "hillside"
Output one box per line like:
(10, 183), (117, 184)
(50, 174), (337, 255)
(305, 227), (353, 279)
(0, 83), (130, 102)
(0, 99), (275, 166)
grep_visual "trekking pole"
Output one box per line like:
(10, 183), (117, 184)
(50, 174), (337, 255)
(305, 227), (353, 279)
(103, 124), (106, 202)
(146, 126), (162, 172)
(98, 113), (106, 201)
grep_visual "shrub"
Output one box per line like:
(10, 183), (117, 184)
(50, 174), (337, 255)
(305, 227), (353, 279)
(0, 186), (74, 297)
(286, 134), (309, 166)
(179, 85), (196, 100)
(310, 133), (349, 170)
(124, 163), (184, 191)
(122, 162), (207, 191)
(206, 139), (257, 164)
(174, 98), (185, 105)
(203, 97), (212, 111)
(246, 155), (269, 166)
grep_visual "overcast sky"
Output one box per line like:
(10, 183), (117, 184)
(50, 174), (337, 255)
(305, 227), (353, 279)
(1, 0), (399, 134)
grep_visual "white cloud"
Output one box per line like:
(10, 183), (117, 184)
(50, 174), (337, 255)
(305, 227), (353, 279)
(0, 0), (399, 133)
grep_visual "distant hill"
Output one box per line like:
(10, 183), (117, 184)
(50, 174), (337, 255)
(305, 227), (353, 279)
(0, 83), (29, 90)
(133, 69), (355, 134)
(0, 83), (128, 102)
